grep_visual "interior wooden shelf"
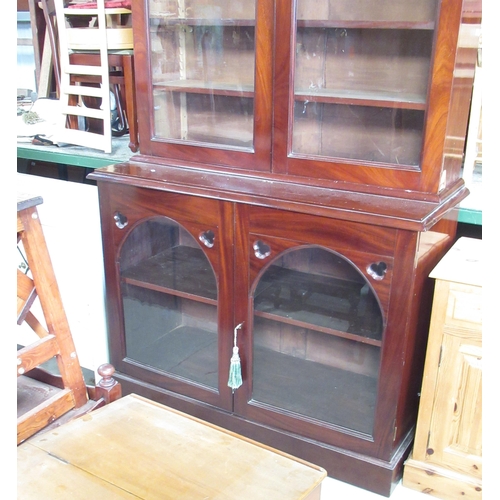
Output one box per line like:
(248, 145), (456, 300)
(295, 89), (426, 110)
(254, 266), (383, 345)
(121, 246), (217, 305)
(297, 20), (435, 30)
(153, 80), (254, 98)
(150, 16), (255, 26)
(254, 310), (382, 347)
(149, 18), (434, 30)
(153, 83), (425, 110)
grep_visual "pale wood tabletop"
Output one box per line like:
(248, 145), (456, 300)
(18, 394), (326, 499)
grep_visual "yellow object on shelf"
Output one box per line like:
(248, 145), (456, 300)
(67, 26), (133, 50)
(65, 7), (133, 50)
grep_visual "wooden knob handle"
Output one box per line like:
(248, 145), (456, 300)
(97, 363), (116, 388)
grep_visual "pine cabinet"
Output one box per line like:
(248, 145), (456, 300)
(403, 237), (482, 498)
(90, 0), (474, 496)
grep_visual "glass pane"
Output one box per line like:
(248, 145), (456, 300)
(293, 0), (437, 167)
(119, 217), (218, 389)
(252, 247), (383, 435)
(293, 102), (425, 165)
(149, 1), (256, 150)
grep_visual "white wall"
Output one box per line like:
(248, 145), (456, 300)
(17, 173), (109, 375)
(17, 11), (37, 93)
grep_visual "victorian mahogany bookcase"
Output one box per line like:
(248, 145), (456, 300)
(89, 0), (474, 495)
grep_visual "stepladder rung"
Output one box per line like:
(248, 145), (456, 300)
(17, 269), (34, 304)
(17, 270), (37, 325)
(63, 7), (132, 15)
(63, 84), (108, 99)
(61, 104), (109, 120)
(17, 387), (75, 444)
(17, 335), (59, 376)
(55, 127), (112, 153)
(63, 63), (106, 77)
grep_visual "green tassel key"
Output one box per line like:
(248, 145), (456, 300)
(228, 322), (244, 390)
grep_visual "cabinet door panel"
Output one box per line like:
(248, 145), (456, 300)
(100, 184), (234, 410)
(272, 0), (464, 195)
(234, 205), (397, 452)
(134, 0), (273, 171)
(426, 281), (482, 478)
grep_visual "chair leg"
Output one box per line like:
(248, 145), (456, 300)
(111, 83), (127, 136)
(123, 54), (139, 152)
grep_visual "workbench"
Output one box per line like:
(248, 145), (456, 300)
(17, 134), (133, 170)
(17, 394), (326, 499)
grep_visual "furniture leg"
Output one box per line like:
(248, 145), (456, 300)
(123, 54), (139, 152)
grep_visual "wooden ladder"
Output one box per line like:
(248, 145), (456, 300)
(17, 193), (89, 445)
(53, 0), (112, 152)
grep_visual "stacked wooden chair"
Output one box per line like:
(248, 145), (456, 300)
(38, 0), (138, 152)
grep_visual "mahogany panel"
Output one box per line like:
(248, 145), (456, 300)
(107, 181), (223, 226)
(89, 162), (469, 230)
(246, 205), (397, 255)
(419, 0), (464, 193)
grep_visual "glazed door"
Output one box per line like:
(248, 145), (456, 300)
(133, 0), (273, 171)
(272, 0), (463, 194)
(99, 183), (234, 410)
(233, 205), (398, 454)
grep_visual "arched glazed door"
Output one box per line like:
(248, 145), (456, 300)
(119, 216), (219, 390)
(250, 245), (384, 435)
(101, 186), (235, 412)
